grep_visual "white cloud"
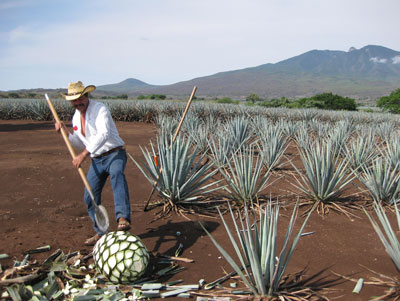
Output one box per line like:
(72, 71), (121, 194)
(392, 56), (400, 64)
(370, 57), (388, 64)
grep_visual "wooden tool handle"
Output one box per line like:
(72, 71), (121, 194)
(45, 94), (77, 158)
(45, 94), (95, 200)
(172, 85), (197, 143)
(158, 85), (197, 173)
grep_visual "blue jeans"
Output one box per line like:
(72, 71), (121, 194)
(84, 149), (130, 235)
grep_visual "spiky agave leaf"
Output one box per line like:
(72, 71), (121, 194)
(218, 145), (272, 205)
(308, 119), (330, 138)
(293, 121), (311, 148)
(187, 123), (211, 154)
(130, 134), (221, 205)
(357, 157), (400, 205)
(344, 133), (377, 171)
(224, 116), (254, 152)
(201, 201), (313, 297)
(364, 200), (400, 271)
(30, 100), (52, 121)
(291, 139), (355, 203)
(207, 132), (234, 169)
(258, 127), (289, 170)
(292, 108), (318, 122)
(154, 114), (179, 137)
(248, 117), (289, 171)
(376, 121), (398, 142)
(382, 135), (400, 170)
(180, 111), (200, 136)
(328, 120), (353, 157)
(279, 119), (298, 140)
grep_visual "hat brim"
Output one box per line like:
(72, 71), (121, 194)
(61, 85), (96, 101)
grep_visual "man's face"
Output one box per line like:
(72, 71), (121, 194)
(71, 94), (89, 113)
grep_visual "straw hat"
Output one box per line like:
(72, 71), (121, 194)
(61, 81), (96, 101)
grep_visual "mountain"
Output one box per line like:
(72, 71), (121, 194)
(272, 45), (400, 78)
(96, 45), (400, 100)
(97, 78), (155, 93)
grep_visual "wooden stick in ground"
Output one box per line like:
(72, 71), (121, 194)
(143, 86), (197, 211)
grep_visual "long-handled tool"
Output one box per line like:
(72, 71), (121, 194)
(45, 94), (110, 234)
(143, 86), (197, 211)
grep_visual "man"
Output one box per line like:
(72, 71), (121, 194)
(55, 81), (131, 245)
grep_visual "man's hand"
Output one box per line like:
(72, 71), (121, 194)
(73, 149), (90, 168)
(55, 121), (69, 135)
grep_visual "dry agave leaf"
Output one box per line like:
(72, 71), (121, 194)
(24, 245), (51, 255)
(66, 253), (84, 266)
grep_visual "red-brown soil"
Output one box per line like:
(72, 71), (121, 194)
(0, 120), (399, 300)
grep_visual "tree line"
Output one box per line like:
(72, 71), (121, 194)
(3, 88), (400, 113)
(245, 92), (358, 111)
(241, 88), (400, 112)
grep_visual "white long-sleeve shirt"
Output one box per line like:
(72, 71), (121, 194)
(69, 100), (125, 157)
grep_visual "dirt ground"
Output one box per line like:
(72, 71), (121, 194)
(0, 119), (399, 300)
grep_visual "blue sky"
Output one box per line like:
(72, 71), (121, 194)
(1, 0), (399, 90)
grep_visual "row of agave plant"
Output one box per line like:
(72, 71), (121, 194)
(134, 113), (400, 209)
(2, 97), (400, 125)
(128, 112), (400, 298)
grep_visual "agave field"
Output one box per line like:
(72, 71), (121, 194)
(1, 97), (400, 299)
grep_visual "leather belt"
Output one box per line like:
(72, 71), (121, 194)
(95, 146), (124, 158)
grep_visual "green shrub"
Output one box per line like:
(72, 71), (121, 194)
(8, 92), (20, 98)
(149, 94), (166, 100)
(137, 94), (166, 100)
(216, 97), (238, 104)
(377, 88), (400, 113)
(259, 97), (291, 108)
(295, 92), (357, 110)
(246, 93), (262, 104)
(116, 94), (128, 99)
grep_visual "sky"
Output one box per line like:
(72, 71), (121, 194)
(1, 0), (399, 91)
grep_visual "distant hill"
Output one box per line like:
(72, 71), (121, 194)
(95, 45), (400, 100)
(97, 78), (155, 93)
(4, 45), (400, 100)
